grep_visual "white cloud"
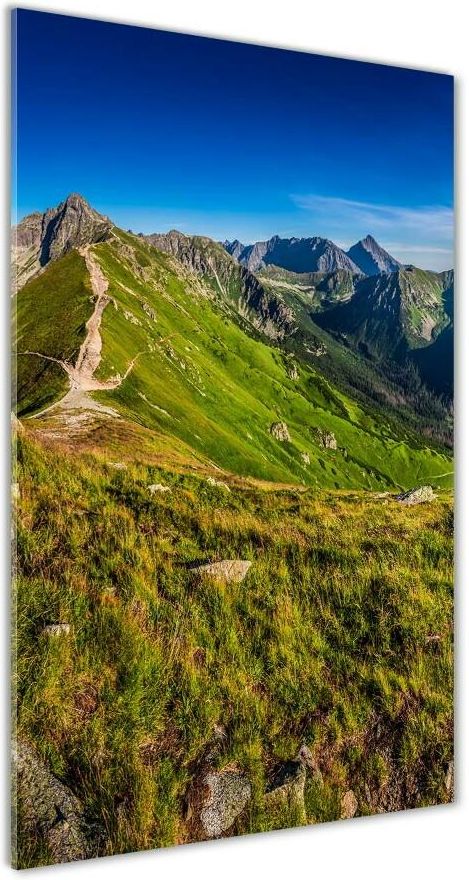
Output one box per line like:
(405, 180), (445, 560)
(291, 193), (453, 241)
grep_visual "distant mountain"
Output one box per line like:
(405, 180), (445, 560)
(12, 193), (112, 291)
(314, 267), (452, 362)
(346, 235), (401, 276)
(224, 235), (362, 274)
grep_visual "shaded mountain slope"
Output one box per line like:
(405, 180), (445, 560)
(347, 235), (401, 275)
(224, 235), (362, 274)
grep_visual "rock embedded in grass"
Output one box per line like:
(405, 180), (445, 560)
(198, 768), (251, 838)
(148, 483), (171, 494)
(41, 623), (71, 637)
(206, 476), (231, 491)
(340, 789), (358, 819)
(301, 452), (310, 465)
(396, 485), (436, 505)
(190, 559), (252, 584)
(314, 428), (337, 449)
(13, 738), (95, 864)
(270, 421), (291, 442)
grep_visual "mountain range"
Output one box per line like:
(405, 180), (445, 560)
(12, 193), (453, 491)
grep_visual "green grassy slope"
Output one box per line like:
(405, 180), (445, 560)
(14, 430), (453, 866)
(13, 251), (92, 416)
(90, 235), (452, 489)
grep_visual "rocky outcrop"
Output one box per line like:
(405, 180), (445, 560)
(314, 428), (337, 449)
(190, 560), (252, 584)
(197, 768), (251, 838)
(148, 483), (171, 494)
(396, 486), (436, 505)
(301, 452), (310, 465)
(270, 422), (291, 442)
(347, 235), (401, 276)
(12, 194), (113, 291)
(13, 738), (94, 865)
(41, 623), (71, 637)
(340, 789), (358, 819)
(206, 476), (231, 491)
(286, 362), (299, 380)
(264, 745), (316, 824)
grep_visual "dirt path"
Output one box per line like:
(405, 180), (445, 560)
(25, 246), (140, 427)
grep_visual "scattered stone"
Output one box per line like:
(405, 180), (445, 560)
(314, 428), (337, 449)
(11, 412), (25, 434)
(287, 363), (299, 380)
(191, 560), (252, 584)
(142, 302), (156, 320)
(445, 760), (454, 796)
(265, 746), (315, 823)
(206, 476), (231, 492)
(270, 421), (291, 442)
(108, 461), (127, 470)
(198, 768), (251, 838)
(300, 452), (310, 466)
(41, 623), (71, 637)
(148, 483), (171, 494)
(123, 309), (141, 325)
(11, 482), (20, 502)
(13, 738), (94, 864)
(340, 789), (358, 819)
(396, 486), (436, 506)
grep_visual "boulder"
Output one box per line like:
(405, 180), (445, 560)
(301, 452), (310, 466)
(41, 624), (71, 638)
(148, 483), (171, 494)
(264, 745), (316, 823)
(396, 486), (435, 505)
(198, 768), (251, 838)
(13, 738), (94, 864)
(206, 476), (231, 492)
(340, 789), (358, 819)
(191, 560), (252, 584)
(314, 428), (337, 449)
(287, 363), (299, 380)
(270, 422), (291, 442)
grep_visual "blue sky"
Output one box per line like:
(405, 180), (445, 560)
(13, 9), (454, 269)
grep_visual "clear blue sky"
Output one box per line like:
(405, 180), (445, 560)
(12, 9), (454, 269)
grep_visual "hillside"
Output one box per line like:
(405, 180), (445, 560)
(12, 195), (454, 867)
(12, 217), (453, 490)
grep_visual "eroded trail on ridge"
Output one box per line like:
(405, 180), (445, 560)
(28, 246), (139, 432)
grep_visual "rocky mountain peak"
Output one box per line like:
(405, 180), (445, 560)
(347, 235), (401, 276)
(13, 193), (113, 283)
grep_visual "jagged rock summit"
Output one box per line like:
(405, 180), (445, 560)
(12, 193), (112, 290)
(347, 234), (401, 276)
(224, 234), (362, 274)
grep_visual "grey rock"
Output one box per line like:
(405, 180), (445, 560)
(287, 362), (299, 380)
(142, 302), (156, 320)
(13, 738), (93, 864)
(206, 476), (231, 491)
(148, 483), (171, 494)
(315, 428), (337, 449)
(265, 746), (315, 822)
(340, 789), (358, 819)
(445, 760), (454, 796)
(396, 485), (436, 505)
(11, 482), (20, 502)
(224, 235), (362, 274)
(41, 624), (71, 637)
(191, 560), (252, 584)
(199, 769), (251, 838)
(301, 452), (310, 466)
(270, 421), (291, 442)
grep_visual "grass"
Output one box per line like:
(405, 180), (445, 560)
(79, 238), (452, 490)
(14, 428), (453, 866)
(13, 251), (92, 416)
